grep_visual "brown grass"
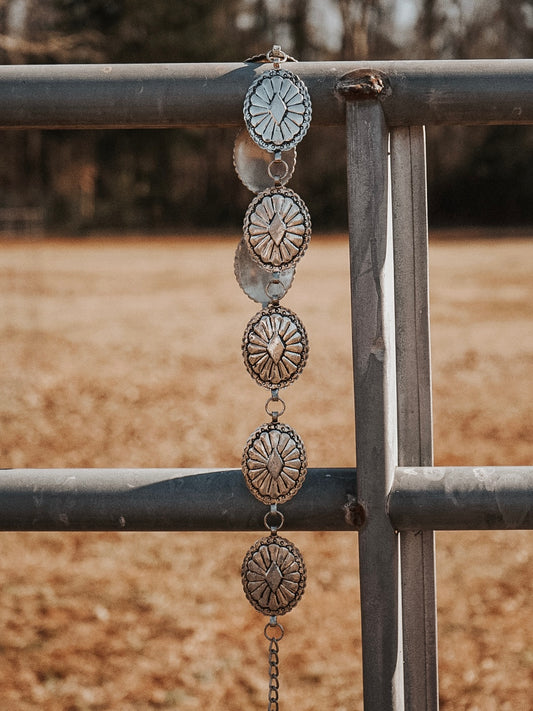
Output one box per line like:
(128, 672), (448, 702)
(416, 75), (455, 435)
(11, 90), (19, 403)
(0, 234), (531, 710)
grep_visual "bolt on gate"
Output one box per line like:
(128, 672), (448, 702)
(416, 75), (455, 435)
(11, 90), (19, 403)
(1, 59), (533, 710)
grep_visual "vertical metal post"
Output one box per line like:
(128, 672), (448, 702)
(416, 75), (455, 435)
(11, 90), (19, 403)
(391, 126), (439, 710)
(346, 101), (404, 710)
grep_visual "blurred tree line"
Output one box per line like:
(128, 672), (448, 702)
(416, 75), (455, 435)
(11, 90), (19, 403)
(0, 0), (532, 233)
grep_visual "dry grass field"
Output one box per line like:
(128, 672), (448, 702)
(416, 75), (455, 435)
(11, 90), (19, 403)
(0, 233), (531, 710)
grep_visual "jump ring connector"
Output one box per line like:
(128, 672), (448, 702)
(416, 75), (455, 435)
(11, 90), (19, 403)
(264, 618), (285, 641)
(265, 394), (286, 420)
(267, 158), (290, 184)
(265, 278), (288, 302)
(264, 504), (285, 534)
(266, 45), (288, 69)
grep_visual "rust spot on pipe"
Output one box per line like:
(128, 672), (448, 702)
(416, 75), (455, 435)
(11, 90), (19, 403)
(344, 494), (366, 529)
(336, 70), (389, 101)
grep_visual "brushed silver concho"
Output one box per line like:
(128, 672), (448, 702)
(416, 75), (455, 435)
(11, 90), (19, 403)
(243, 186), (311, 272)
(242, 421), (307, 504)
(242, 305), (309, 389)
(233, 129), (296, 194)
(242, 535), (307, 616)
(243, 68), (312, 153)
(234, 238), (294, 305)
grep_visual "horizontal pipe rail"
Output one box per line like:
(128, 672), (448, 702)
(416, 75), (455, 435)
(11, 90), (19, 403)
(0, 467), (358, 532)
(0, 60), (533, 129)
(1, 465), (532, 531)
(389, 466), (533, 530)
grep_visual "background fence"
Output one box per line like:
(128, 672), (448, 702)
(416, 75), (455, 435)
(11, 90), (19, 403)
(2, 59), (533, 710)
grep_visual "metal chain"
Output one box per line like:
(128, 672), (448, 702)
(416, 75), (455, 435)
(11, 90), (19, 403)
(240, 44), (308, 711)
(264, 618), (284, 711)
(268, 636), (280, 710)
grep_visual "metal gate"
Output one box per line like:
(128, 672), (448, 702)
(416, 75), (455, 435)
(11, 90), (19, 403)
(1, 59), (533, 710)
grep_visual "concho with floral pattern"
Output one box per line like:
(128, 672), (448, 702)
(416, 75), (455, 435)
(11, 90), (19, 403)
(243, 69), (312, 153)
(242, 421), (307, 504)
(242, 536), (307, 616)
(243, 186), (311, 272)
(242, 305), (309, 389)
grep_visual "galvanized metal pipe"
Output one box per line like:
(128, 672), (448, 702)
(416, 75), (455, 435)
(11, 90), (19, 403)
(390, 466), (533, 530)
(390, 126), (438, 711)
(346, 100), (403, 710)
(0, 466), (531, 531)
(0, 60), (533, 129)
(0, 467), (358, 531)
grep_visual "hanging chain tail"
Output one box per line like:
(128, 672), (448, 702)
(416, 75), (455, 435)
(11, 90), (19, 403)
(265, 617), (284, 710)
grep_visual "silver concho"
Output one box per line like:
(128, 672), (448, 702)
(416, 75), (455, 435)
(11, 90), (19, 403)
(242, 305), (309, 389)
(242, 422), (307, 504)
(242, 536), (306, 616)
(243, 187), (311, 272)
(233, 129), (296, 193)
(234, 238), (294, 305)
(244, 69), (312, 153)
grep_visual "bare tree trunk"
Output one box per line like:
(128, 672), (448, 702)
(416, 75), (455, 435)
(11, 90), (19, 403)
(288, 0), (309, 59)
(5, 0), (30, 63)
(415, 0), (442, 58)
(338, 0), (372, 59)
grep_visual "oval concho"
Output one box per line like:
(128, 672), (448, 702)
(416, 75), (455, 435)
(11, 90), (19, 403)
(242, 422), (307, 504)
(244, 68), (312, 153)
(233, 129), (296, 194)
(234, 238), (294, 305)
(243, 187), (311, 273)
(242, 536), (306, 616)
(242, 305), (309, 389)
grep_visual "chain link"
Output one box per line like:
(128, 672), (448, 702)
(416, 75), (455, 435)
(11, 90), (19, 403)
(265, 388), (286, 421)
(264, 503), (285, 534)
(264, 618), (284, 710)
(266, 44), (288, 69)
(267, 157), (290, 185)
